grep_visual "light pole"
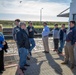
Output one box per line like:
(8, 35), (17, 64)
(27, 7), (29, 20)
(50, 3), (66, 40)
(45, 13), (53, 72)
(40, 8), (43, 22)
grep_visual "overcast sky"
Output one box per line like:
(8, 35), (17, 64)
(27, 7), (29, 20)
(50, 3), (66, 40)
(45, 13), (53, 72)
(0, 0), (71, 21)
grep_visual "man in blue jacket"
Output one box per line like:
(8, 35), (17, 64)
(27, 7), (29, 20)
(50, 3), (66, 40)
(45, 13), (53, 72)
(16, 22), (30, 71)
(61, 21), (76, 69)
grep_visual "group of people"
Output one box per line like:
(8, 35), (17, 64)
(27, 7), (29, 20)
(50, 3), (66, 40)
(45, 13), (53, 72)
(42, 21), (76, 69)
(0, 19), (76, 74)
(12, 19), (37, 73)
(42, 22), (66, 55)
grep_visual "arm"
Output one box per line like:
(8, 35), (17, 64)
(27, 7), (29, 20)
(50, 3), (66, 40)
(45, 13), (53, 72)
(16, 32), (24, 46)
(0, 32), (4, 39)
(0, 36), (4, 48)
(12, 28), (16, 41)
(33, 27), (37, 34)
(50, 29), (54, 34)
(73, 29), (76, 45)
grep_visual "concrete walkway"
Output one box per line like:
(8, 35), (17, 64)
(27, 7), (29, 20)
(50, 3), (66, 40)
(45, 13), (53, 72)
(2, 50), (76, 75)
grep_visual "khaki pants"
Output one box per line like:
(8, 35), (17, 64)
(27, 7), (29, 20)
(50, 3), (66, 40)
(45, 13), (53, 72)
(42, 36), (49, 52)
(64, 42), (74, 64)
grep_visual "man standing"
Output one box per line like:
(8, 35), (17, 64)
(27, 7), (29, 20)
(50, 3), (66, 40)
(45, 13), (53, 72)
(42, 22), (50, 53)
(12, 19), (20, 41)
(61, 21), (76, 69)
(51, 24), (60, 52)
(27, 21), (37, 56)
(16, 22), (30, 71)
(58, 24), (66, 54)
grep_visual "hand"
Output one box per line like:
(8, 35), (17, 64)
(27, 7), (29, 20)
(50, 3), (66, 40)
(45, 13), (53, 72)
(35, 32), (37, 34)
(29, 29), (32, 32)
(0, 48), (2, 50)
(74, 42), (76, 46)
(3, 41), (6, 45)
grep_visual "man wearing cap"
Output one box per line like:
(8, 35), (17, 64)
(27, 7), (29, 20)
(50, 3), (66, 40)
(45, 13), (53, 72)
(61, 21), (76, 69)
(42, 22), (50, 53)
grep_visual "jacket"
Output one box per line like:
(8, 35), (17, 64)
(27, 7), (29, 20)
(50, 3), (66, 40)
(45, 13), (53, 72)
(0, 36), (4, 51)
(52, 28), (60, 39)
(16, 28), (30, 49)
(59, 29), (66, 41)
(12, 26), (20, 41)
(66, 26), (76, 45)
(27, 26), (37, 38)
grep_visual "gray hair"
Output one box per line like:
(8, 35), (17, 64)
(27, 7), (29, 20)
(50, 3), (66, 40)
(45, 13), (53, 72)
(20, 22), (26, 27)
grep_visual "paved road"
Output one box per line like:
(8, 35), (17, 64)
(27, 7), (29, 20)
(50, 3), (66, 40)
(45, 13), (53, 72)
(2, 51), (76, 75)
(2, 38), (76, 75)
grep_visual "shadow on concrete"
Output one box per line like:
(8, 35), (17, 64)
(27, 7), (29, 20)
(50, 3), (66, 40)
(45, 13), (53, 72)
(54, 54), (64, 61)
(45, 53), (63, 75)
(15, 57), (43, 75)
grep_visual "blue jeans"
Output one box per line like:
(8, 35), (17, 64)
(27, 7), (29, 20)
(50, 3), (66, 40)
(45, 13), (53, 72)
(19, 48), (28, 68)
(58, 40), (65, 53)
(29, 38), (36, 52)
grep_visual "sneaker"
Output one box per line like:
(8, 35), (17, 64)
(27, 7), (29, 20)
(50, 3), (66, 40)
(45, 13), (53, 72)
(2, 69), (5, 71)
(20, 67), (27, 71)
(53, 49), (58, 52)
(24, 64), (30, 67)
(27, 56), (30, 60)
(0, 71), (3, 74)
(43, 51), (49, 53)
(70, 64), (74, 69)
(58, 52), (63, 55)
(53, 50), (56, 51)
(45, 51), (49, 53)
(61, 61), (68, 64)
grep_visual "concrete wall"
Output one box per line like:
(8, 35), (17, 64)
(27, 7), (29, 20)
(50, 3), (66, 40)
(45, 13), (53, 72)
(69, 0), (76, 21)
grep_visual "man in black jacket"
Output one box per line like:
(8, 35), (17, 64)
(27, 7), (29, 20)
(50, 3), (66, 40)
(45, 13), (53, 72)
(16, 22), (30, 71)
(27, 21), (37, 56)
(58, 24), (66, 54)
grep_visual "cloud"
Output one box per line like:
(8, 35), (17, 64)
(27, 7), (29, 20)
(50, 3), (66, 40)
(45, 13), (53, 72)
(0, 1), (69, 15)
(0, 0), (70, 21)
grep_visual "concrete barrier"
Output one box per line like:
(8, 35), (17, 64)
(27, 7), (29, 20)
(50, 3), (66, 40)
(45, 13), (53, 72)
(3, 28), (52, 39)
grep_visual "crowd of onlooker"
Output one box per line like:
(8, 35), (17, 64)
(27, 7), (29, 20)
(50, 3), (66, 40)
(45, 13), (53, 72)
(42, 20), (76, 70)
(0, 19), (76, 75)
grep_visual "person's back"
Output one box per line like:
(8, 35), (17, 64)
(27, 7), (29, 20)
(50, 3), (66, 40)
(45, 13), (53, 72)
(52, 28), (60, 39)
(52, 24), (60, 51)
